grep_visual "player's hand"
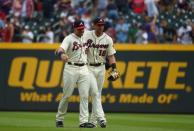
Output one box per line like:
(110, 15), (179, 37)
(108, 69), (119, 81)
(61, 54), (69, 62)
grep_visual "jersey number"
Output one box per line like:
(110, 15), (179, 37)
(99, 50), (106, 56)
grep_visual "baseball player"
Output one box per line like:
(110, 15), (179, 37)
(83, 17), (119, 128)
(55, 20), (95, 128)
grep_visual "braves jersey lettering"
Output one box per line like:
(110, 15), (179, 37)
(60, 33), (87, 63)
(85, 39), (109, 49)
(83, 30), (116, 63)
(72, 42), (84, 51)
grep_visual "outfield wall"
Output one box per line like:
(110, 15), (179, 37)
(0, 43), (194, 113)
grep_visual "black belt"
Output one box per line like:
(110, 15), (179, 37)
(67, 62), (86, 66)
(89, 63), (105, 67)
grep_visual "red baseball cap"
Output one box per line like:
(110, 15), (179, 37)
(73, 20), (85, 30)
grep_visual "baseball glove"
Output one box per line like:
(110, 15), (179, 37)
(108, 69), (119, 81)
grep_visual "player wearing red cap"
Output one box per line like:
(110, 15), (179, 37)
(55, 20), (95, 128)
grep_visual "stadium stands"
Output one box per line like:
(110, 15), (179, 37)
(0, 0), (193, 44)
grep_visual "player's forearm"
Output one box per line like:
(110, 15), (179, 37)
(55, 47), (64, 56)
(108, 55), (117, 70)
(55, 47), (69, 62)
(108, 55), (116, 65)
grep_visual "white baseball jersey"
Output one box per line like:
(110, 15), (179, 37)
(83, 30), (116, 63)
(60, 33), (87, 63)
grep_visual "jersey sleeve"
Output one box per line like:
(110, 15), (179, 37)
(60, 36), (70, 53)
(107, 35), (116, 56)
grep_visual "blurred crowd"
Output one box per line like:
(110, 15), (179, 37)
(0, 0), (194, 44)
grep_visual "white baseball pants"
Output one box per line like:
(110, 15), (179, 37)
(56, 64), (90, 124)
(88, 65), (106, 124)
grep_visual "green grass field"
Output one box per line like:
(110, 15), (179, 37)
(0, 112), (194, 131)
